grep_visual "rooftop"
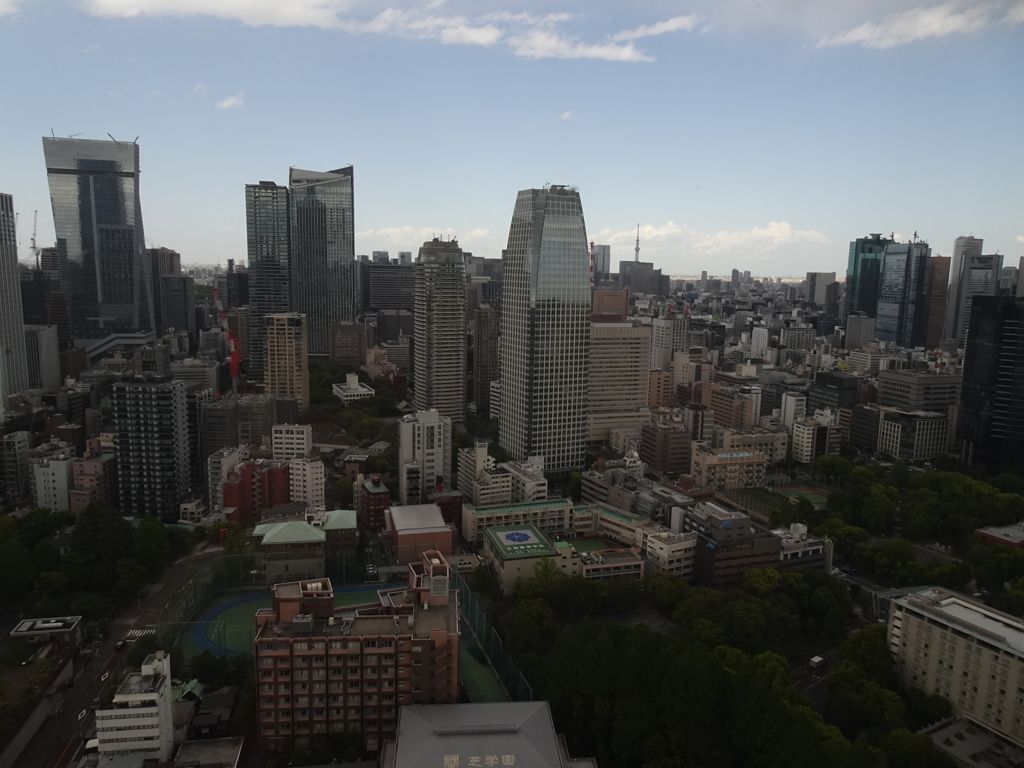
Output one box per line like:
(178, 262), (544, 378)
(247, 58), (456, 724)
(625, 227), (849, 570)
(896, 588), (1024, 657)
(977, 523), (1024, 546)
(252, 520), (326, 545)
(173, 736), (245, 768)
(11, 616), (81, 635)
(322, 509), (358, 531)
(465, 498), (572, 518)
(485, 525), (557, 561)
(388, 504), (450, 535)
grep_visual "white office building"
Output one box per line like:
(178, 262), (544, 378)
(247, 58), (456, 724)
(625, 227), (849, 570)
(272, 423), (313, 461)
(398, 410), (452, 504)
(96, 651), (175, 761)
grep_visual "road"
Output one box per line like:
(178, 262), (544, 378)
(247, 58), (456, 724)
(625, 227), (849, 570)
(18, 544), (221, 768)
(791, 644), (844, 714)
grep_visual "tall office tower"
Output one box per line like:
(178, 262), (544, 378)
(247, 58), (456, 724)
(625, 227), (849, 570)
(0, 194), (29, 403)
(805, 272), (836, 305)
(876, 240), (932, 348)
(160, 274), (196, 339)
(650, 314), (688, 370)
(500, 186), (591, 471)
(398, 410), (452, 504)
(473, 304), (499, 417)
(592, 244), (611, 282)
(146, 247), (181, 330)
(943, 235), (984, 339)
(413, 238), (466, 420)
(588, 321), (651, 443)
(845, 234), (894, 318)
(289, 167), (357, 358)
(924, 256), (951, 349)
(246, 181), (291, 381)
(1018, 257), (1024, 299)
(361, 262), (415, 312)
(265, 313), (309, 413)
(947, 251), (1003, 346)
(112, 375), (189, 522)
(225, 259), (249, 308)
(959, 297), (1024, 472)
(42, 137), (153, 339)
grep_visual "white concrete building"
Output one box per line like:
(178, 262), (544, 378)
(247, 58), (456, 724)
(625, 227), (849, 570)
(272, 423), (313, 461)
(32, 457), (74, 512)
(398, 410), (452, 505)
(457, 442), (512, 509)
(96, 651), (175, 761)
(289, 456), (326, 509)
(207, 446), (242, 510)
(780, 391), (806, 430)
(503, 458), (548, 503)
(332, 372), (375, 405)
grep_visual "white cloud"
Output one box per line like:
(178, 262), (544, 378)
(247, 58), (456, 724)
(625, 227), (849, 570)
(508, 29), (653, 61)
(1016, 235), (1024, 244)
(592, 220), (830, 272)
(1004, 0), (1024, 24)
(216, 91), (244, 109)
(0, 0), (20, 15)
(556, 110), (576, 119)
(83, 43), (101, 52)
(612, 14), (700, 42)
(193, 83), (206, 93)
(816, 1), (993, 49)
(82, 0), (350, 28)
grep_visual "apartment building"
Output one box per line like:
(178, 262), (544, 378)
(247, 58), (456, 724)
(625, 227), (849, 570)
(712, 427), (789, 464)
(456, 442), (513, 509)
(702, 383), (761, 430)
(95, 652), (175, 761)
(889, 588), (1024, 748)
(273, 424), (313, 461)
(690, 445), (766, 491)
(254, 556), (459, 753)
(503, 458), (548, 502)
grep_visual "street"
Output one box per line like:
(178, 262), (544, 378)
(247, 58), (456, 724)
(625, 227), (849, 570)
(16, 544), (221, 768)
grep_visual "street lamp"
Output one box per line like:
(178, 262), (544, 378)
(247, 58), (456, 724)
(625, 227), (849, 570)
(137, 589), (145, 614)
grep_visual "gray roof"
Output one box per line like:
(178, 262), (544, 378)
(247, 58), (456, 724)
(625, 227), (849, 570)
(385, 702), (566, 768)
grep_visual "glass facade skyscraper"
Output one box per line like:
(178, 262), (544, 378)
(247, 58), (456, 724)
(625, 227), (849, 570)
(943, 236), (984, 341)
(845, 234), (893, 319)
(499, 186), (591, 471)
(42, 137), (153, 339)
(290, 167), (357, 357)
(246, 181), (291, 381)
(0, 193), (29, 403)
(876, 241), (932, 348)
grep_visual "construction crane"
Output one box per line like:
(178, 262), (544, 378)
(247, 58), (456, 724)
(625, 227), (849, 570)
(212, 285), (242, 398)
(30, 211), (41, 269)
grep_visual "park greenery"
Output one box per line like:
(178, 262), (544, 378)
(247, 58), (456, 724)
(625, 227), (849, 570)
(0, 502), (193, 619)
(476, 561), (955, 768)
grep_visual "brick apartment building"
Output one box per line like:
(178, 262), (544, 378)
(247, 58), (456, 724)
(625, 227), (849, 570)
(254, 552), (459, 753)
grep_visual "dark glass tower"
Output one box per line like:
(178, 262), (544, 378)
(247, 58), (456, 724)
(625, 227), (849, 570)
(876, 240), (932, 348)
(845, 234), (893, 318)
(0, 194), (29, 401)
(246, 181), (291, 381)
(290, 167), (357, 358)
(42, 137), (153, 339)
(500, 186), (591, 472)
(959, 296), (1024, 472)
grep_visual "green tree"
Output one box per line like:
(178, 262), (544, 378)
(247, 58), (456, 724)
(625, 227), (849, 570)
(31, 539), (61, 574)
(0, 536), (35, 602)
(135, 516), (172, 573)
(116, 558), (151, 596)
(508, 598), (558, 654)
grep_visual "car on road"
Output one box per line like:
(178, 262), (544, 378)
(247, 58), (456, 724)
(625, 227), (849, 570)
(115, 639), (126, 650)
(89, 698), (100, 710)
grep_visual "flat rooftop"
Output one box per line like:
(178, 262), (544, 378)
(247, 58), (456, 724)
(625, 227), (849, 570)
(924, 718), (1024, 767)
(897, 588), (1024, 657)
(11, 616), (81, 635)
(389, 504), (449, 535)
(173, 736), (244, 768)
(485, 525), (557, 561)
(465, 498), (571, 518)
(977, 524), (1024, 546)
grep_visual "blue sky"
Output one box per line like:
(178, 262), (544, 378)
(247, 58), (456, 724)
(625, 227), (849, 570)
(1, 0), (1022, 275)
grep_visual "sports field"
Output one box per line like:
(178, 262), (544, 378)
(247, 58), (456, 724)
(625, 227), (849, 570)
(570, 538), (619, 553)
(176, 586), (380, 658)
(776, 486), (829, 509)
(460, 637), (508, 703)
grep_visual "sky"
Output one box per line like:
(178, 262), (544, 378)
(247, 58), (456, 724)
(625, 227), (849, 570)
(1, 0), (1022, 276)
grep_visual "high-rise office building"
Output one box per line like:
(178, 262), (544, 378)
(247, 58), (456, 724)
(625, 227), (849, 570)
(805, 272), (836, 305)
(876, 240), (932, 348)
(413, 238), (466, 420)
(146, 247), (181, 330)
(943, 236), (984, 341)
(473, 304), (499, 418)
(160, 274), (196, 340)
(398, 409), (452, 504)
(290, 167), (357, 358)
(246, 181), (291, 381)
(265, 313), (309, 413)
(925, 256), (950, 349)
(845, 234), (894, 318)
(959, 297), (1024, 472)
(0, 194), (29, 403)
(947, 251), (1003, 346)
(500, 186), (591, 471)
(592, 244), (611, 281)
(42, 137), (153, 339)
(588, 322), (651, 443)
(112, 376), (189, 522)
(360, 262), (415, 312)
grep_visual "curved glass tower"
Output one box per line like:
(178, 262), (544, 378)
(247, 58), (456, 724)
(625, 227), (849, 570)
(499, 186), (591, 472)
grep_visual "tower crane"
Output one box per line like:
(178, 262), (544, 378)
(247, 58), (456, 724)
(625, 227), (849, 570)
(30, 211), (41, 269)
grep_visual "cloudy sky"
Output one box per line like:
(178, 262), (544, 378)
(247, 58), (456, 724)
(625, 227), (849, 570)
(1, 0), (1021, 275)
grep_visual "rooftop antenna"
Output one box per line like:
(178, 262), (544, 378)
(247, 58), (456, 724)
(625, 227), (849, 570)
(50, 129), (55, 138)
(634, 223), (640, 263)
(68, 133), (81, 138)
(107, 133), (117, 141)
(134, 136), (139, 143)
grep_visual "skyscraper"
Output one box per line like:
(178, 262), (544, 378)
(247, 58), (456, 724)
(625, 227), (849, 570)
(246, 181), (291, 381)
(924, 256), (950, 350)
(112, 375), (189, 522)
(413, 238), (466, 420)
(959, 296), (1024, 472)
(500, 186), (591, 471)
(42, 137), (153, 339)
(0, 194), (29, 403)
(290, 167), (357, 358)
(876, 240), (932, 348)
(947, 250), (1003, 346)
(943, 236), (984, 340)
(845, 234), (894, 318)
(805, 272), (836, 305)
(473, 304), (499, 418)
(265, 313), (309, 413)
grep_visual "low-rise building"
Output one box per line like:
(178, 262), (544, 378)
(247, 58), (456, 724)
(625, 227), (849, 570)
(460, 499), (586, 547)
(639, 421), (692, 476)
(456, 442), (513, 509)
(877, 409), (950, 462)
(96, 651), (175, 761)
(503, 458), (548, 502)
(10, 615), (83, 653)
(679, 503), (781, 588)
(252, 520), (326, 583)
(975, 522), (1024, 549)
(383, 504), (455, 565)
(357, 473), (391, 531)
(711, 426), (789, 465)
(332, 372), (375, 405)
(254, 555), (460, 753)
(690, 444), (766, 491)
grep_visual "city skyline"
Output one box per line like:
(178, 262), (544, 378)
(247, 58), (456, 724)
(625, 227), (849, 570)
(1, 1), (1021, 273)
